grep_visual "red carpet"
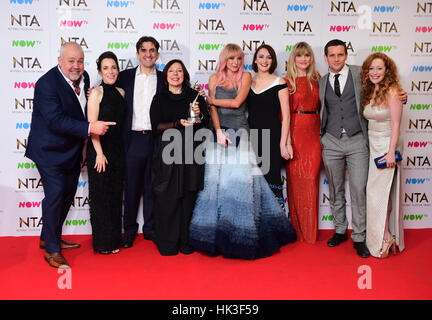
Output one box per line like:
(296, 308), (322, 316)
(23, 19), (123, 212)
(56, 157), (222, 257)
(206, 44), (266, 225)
(0, 229), (431, 300)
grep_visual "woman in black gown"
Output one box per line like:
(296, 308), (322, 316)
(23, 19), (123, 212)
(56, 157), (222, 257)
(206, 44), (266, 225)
(87, 51), (126, 254)
(150, 59), (209, 256)
(247, 44), (292, 206)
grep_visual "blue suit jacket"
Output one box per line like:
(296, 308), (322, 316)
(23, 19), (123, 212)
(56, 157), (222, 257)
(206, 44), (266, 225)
(116, 66), (163, 152)
(25, 66), (90, 169)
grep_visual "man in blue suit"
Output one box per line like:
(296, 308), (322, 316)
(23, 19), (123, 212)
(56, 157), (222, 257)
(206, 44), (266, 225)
(116, 36), (163, 248)
(25, 42), (116, 268)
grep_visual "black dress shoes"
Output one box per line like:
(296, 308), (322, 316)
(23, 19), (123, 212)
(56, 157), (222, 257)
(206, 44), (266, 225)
(143, 232), (154, 241)
(179, 244), (195, 255)
(327, 232), (348, 247)
(121, 234), (135, 248)
(353, 241), (370, 258)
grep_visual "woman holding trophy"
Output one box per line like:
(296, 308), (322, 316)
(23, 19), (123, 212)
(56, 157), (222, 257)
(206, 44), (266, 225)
(149, 59), (209, 256)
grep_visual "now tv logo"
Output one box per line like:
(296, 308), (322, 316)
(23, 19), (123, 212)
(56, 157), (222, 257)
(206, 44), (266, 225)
(107, 0), (134, 7)
(415, 26), (432, 33)
(407, 141), (432, 148)
(59, 20), (88, 28)
(14, 82), (35, 89)
(198, 43), (224, 50)
(287, 4), (313, 11)
(197, 83), (209, 90)
(371, 45), (395, 52)
(404, 214), (426, 221)
(77, 181), (88, 187)
(242, 24), (269, 31)
(330, 25), (355, 32)
(19, 201), (41, 208)
(405, 178), (431, 184)
(412, 65), (432, 72)
(373, 5), (399, 13)
(198, 2), (225, 9)
(410, 104), (431, 110)
(107, 42), (134, 49)
(153, 22), (180, 30)
(10, 0), (37, 4)
(12, 40), (40, 48)
(16, 122), (31, 129)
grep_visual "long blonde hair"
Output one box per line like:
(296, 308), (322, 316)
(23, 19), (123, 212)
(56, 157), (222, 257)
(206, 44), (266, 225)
(214, 43), (245, 90)
(285, 42), (320, 94)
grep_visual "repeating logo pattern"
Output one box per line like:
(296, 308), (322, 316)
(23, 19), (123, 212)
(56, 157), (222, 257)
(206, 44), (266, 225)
(2, 0), (431, 236)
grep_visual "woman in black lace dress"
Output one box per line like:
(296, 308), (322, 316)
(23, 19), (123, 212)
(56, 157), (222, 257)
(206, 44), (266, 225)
(150, 59), (209, 256)
(87, 51), (126, 254)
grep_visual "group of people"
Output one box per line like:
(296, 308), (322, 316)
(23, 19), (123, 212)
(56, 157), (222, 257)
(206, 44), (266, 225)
(25, 36), (406, 269)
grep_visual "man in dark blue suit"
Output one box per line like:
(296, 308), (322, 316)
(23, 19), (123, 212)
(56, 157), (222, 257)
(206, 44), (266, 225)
(25, 42), (116, 268)
(116, 36), (163, 247)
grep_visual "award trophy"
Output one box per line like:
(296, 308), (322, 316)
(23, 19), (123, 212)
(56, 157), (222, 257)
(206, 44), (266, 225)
(186, 82), (202, 124)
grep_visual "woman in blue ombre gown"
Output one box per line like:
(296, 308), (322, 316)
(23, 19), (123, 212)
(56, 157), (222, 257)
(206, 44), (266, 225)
(189, 44), (296, 259)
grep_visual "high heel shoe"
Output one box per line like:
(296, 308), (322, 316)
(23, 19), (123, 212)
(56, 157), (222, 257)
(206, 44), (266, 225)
(379, 237), (396, 259)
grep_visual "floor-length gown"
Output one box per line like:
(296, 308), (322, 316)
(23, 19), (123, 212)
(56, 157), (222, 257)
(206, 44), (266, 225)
(189, 86), (297, 259)
(150, 88), (209, 255)
(285, 77), (321, 244)
(247, 77), (287, 207)
(87, 82), (126, 252)
(364, 104), (404, 257)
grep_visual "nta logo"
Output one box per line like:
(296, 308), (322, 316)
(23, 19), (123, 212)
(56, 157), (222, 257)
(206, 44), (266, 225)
(243, 0), (269, 11)
(411, 81), (432, 92)
(286, 21), (312, 32)
(59, 0), (88, 7)
(11, 14), (40, 27)
(330, 1), (356, 12)
(107, 17), (134, 29)
(409, 118), (432, 129)
(153, 0), (180, 10)
(198, 19), (224, 31)
(373, 22), (398, 33)
(417, 2), (432, 13)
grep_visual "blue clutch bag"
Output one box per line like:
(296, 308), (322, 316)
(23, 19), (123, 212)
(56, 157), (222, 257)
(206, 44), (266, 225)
(374, 150), (402, 169)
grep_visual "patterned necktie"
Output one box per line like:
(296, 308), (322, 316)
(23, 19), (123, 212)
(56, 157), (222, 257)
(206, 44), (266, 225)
(334, 73), (341, 97)
(72, 80), (81, 96)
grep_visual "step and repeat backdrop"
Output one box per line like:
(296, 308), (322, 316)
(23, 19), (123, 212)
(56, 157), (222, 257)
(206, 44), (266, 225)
(1, 0), (431, 236)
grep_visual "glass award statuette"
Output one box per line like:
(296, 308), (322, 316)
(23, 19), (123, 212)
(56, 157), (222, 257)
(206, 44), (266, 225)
(186, 82), (202, 124)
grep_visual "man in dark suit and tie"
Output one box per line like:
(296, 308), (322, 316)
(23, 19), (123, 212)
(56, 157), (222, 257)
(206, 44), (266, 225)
(25, 42), (115, 268)
(116, 36), (163, 248)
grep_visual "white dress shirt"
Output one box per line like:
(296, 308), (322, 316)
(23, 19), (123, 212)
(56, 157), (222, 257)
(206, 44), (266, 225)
(328, 63), (349, 96)
(132, 67), (157, 131)
(328, 64), (350, 134)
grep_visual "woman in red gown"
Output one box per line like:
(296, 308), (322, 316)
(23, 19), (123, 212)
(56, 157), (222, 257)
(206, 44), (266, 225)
(284, 42), (321, 244)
